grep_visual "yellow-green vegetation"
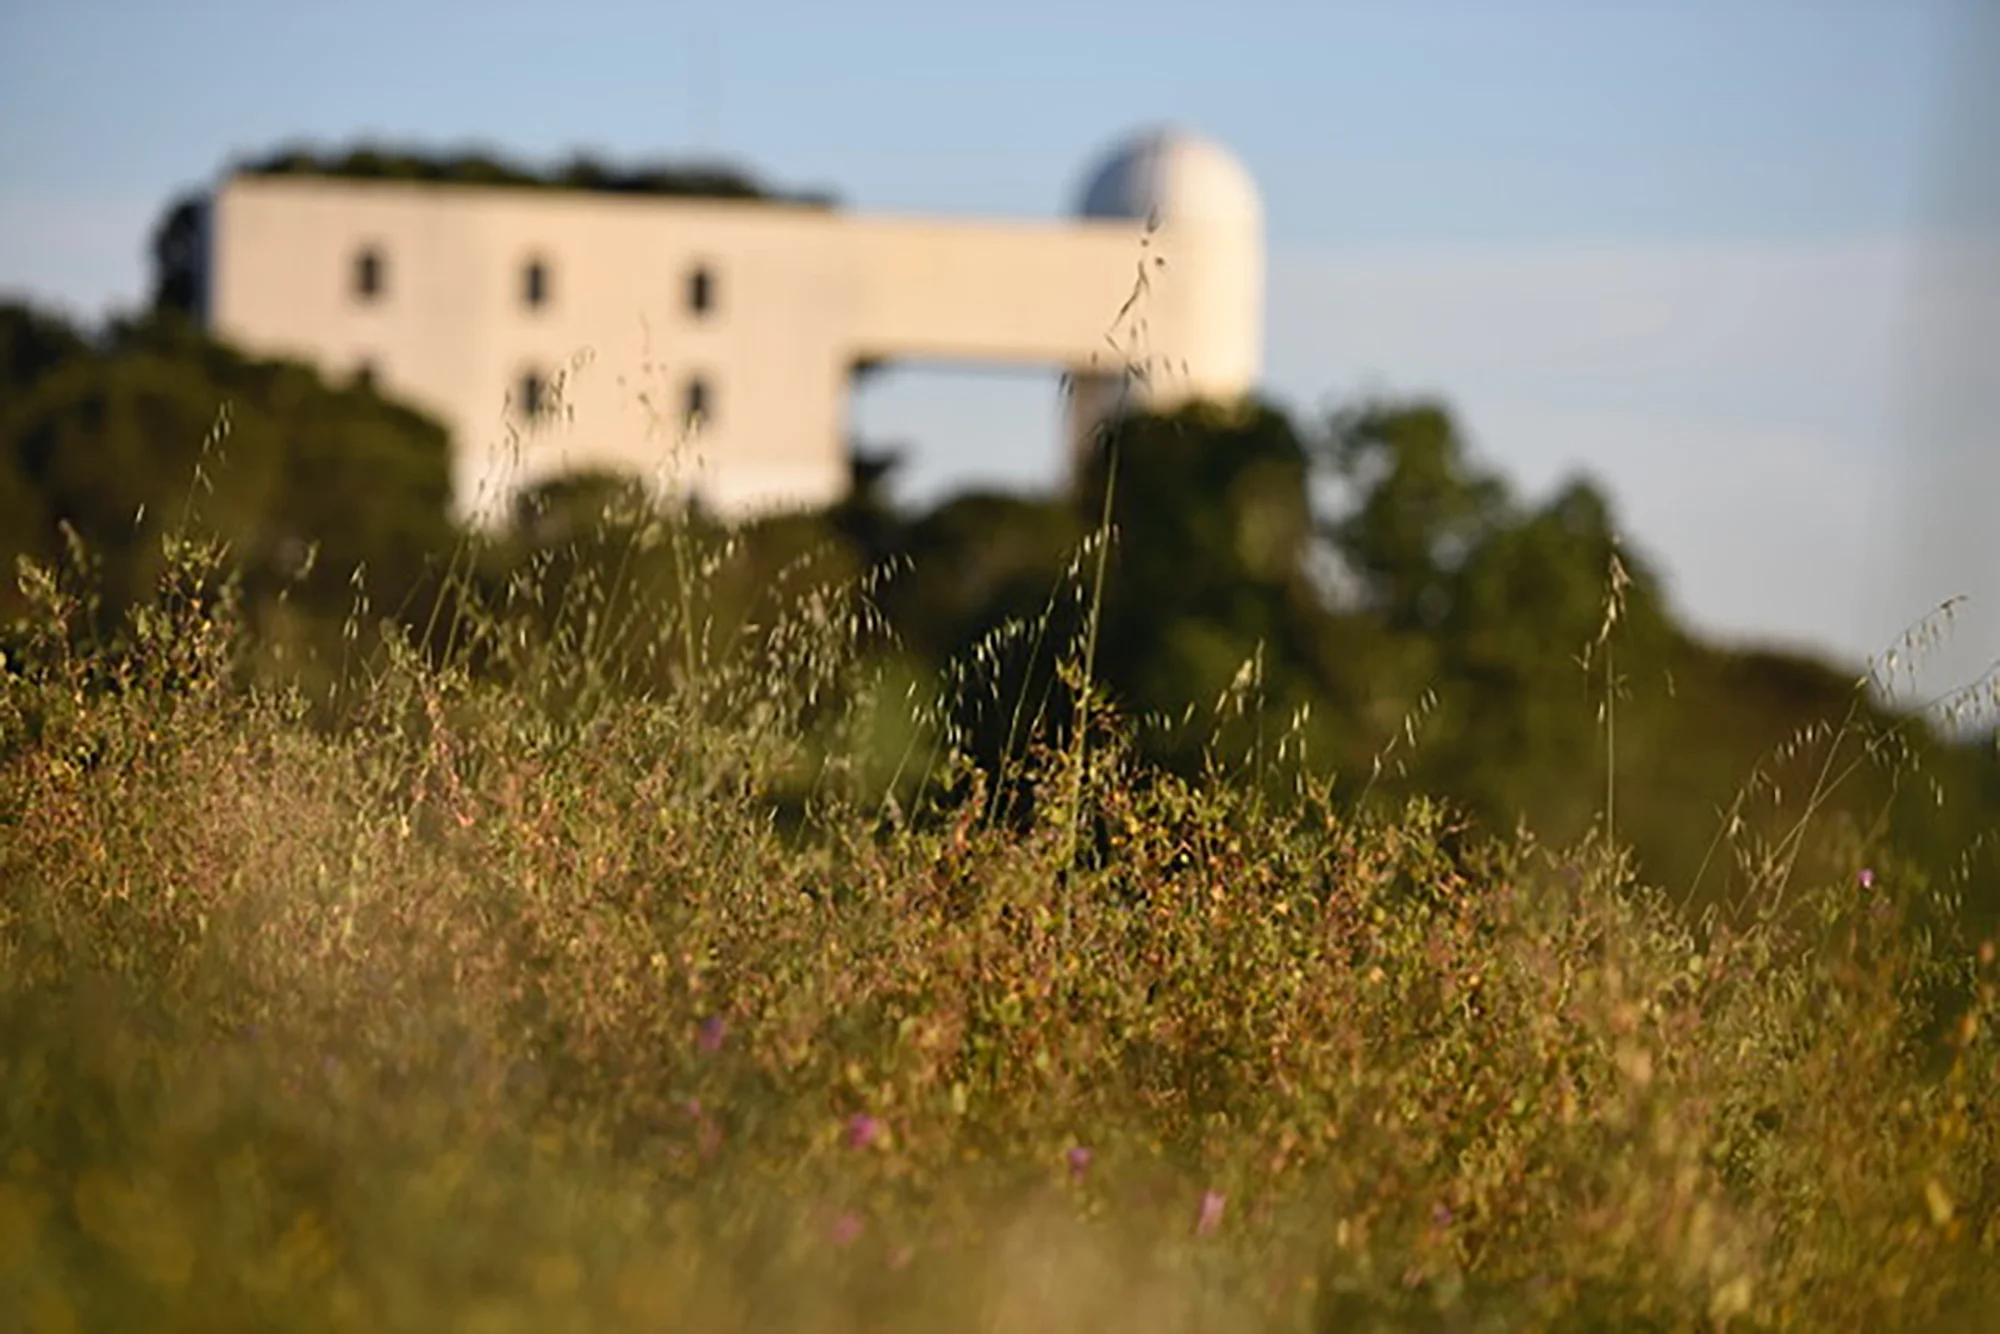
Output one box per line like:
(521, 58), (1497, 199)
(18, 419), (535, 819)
(2, 503), (1995, 1333)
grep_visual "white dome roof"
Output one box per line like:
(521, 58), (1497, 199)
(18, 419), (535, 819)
(1074, 126), (1261, 232)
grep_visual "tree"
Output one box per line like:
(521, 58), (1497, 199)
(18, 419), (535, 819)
(2, 304), (455, 631)
(231, 142), (831, 206)
(148, 195), (208, 319)
(1318, 399), (1512, 634)
(1071, 400), (1348, 778)
(0, 300), (91, 395)
(1434, 474), (1675, 841)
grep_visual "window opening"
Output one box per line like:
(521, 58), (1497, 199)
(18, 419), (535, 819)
(354, 246), (384, 300)
(519, 370), (548, 419)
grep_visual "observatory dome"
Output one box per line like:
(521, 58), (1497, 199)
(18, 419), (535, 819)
(1073, 125), (1262, 232)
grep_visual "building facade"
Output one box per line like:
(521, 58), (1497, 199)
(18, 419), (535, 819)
(202, 126), (1265, 523)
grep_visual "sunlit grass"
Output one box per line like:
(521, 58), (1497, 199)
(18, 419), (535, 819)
(1, 490), (1995, 1332)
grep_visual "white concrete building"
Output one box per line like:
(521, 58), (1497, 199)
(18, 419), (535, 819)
(202, 126), (1264, 523)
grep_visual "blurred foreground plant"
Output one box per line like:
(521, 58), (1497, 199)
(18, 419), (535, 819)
(1, 511), (1995, 1333)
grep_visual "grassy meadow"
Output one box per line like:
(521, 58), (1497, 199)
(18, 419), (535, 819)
(2, 483), (1996, 1332)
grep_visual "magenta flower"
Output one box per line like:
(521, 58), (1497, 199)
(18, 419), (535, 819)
(1857, 867), (1876, 890)
(697, 1015), (727, 1053)
(845, 1113), (883, 1150)
(1066, 1145), (1093, 1179)
(1195, 1189), (1226, 1236)
(830, 1211), (863, 1247)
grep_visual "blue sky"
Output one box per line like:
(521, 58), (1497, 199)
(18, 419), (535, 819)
(2, 0), (1996, 706)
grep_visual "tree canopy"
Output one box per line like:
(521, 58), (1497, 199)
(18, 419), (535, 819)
(1, 302), (455, 653)
(233, 142), (837, 207)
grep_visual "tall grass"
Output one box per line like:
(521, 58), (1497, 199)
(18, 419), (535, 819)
(5, 239), (1997, 1328)
(2, 461), (1995, 1332)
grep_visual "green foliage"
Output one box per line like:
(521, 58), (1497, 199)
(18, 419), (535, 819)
(1080, 401), (1323, 734)
(147, 195), (208, 319)
(146, 142), (836, 319)
(0, 304), (456, 682)
(233, 141), (833, 206)
(1319, 399), (1513, 635)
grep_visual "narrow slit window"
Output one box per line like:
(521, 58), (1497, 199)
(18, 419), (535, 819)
(523, 257), (549, 309)
(684, 375), (711, 426)
(688, 264), (715, 316)
(354, 246), (385, 301)
(519, 370), (548, 419)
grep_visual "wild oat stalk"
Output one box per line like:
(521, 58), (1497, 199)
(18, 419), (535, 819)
(1058, 451), (1118, 917)
(1580, 540), (1632, 847)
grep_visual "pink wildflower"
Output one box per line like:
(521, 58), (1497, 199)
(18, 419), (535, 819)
(1857, 867), (1875, 890)
(830, 1211), (864, 1247)
(1067, 1145), (1093, 1179)
(846, 1113), (883, 1150)
(1196, 1189), (1226, 1236)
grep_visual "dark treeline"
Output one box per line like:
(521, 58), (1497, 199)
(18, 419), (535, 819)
(4, 293), (1995, 932)
(234, 142), (835, 206)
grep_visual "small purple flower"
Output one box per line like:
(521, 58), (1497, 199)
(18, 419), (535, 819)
(830, 1211), (864, 1247)
(1857, 867), (1876, 890)
(697, 1015), (727, 1054)
(1066, 1145), (1093, 1179)
(1431, 1202), (1454, 1228)
(845, 1113), (883, 1151)
(1195, 1189), (1226, 1236)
